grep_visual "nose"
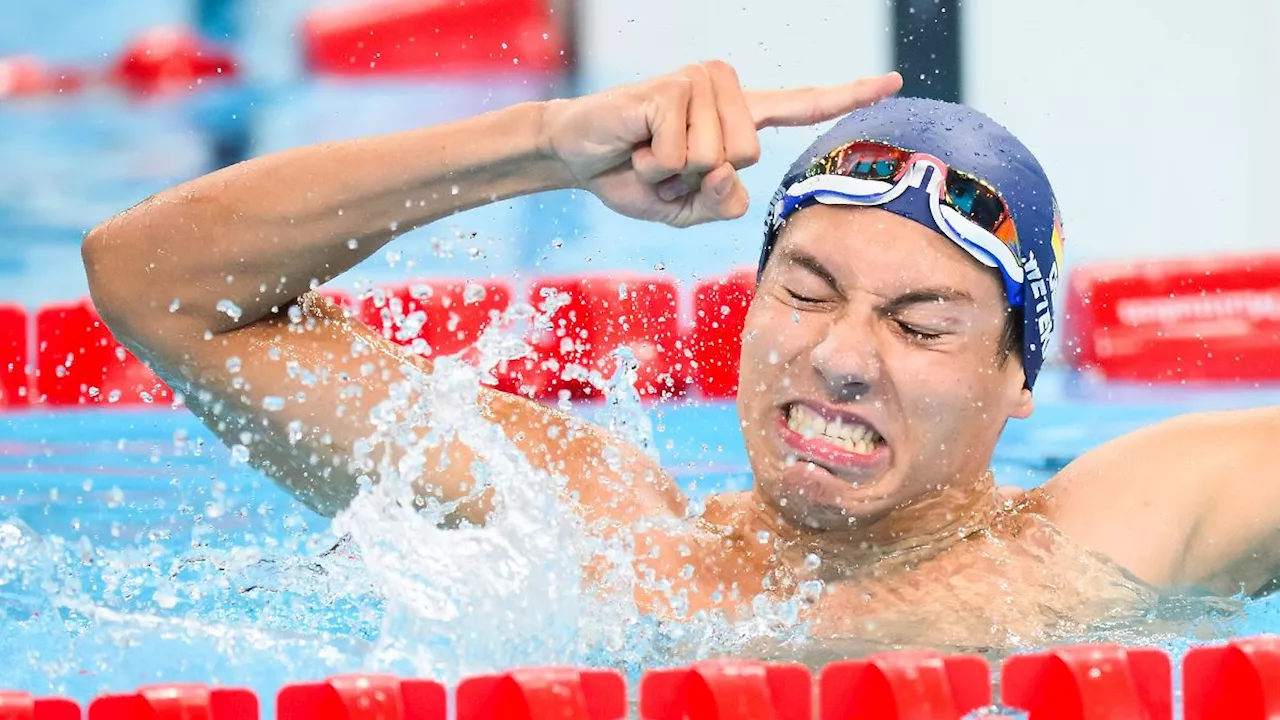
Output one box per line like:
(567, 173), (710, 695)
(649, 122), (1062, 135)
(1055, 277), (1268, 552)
(809, 310), (882, 403)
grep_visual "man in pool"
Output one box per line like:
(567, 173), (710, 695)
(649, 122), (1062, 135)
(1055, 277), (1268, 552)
(82, 62), (1280, 648)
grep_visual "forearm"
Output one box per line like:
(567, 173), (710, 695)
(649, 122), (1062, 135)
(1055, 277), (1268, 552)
(83, 100), (571, 342)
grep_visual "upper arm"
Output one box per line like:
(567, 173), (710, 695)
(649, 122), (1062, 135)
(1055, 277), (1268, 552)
(124, 292), (686, 525)
(1039, 407), (1280, 595)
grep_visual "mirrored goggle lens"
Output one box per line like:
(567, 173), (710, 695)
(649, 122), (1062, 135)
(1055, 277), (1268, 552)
(943, 170), (1009, 234)
(811, 141), (1017, 245)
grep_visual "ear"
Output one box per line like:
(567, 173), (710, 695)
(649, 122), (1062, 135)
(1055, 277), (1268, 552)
(1002, 360), (1035, 419)
(1009, 385), (1035, 419)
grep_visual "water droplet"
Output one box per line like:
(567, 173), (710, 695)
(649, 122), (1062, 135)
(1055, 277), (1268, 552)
(463, 283), (486, 304)
(804, 553), (821, 571)
(168, 298), (181, 313)
(450, 184), (460, 195)
(216, 299), (242, 321)
(107, 389), (122, 403)
(230, 444), (251, 464)
(347, 238), (359, 250)
(262, 396), (286, 411)
(756, 530), (771, 544)
(153, 587), (178, 609)
(139, 392), (154, 404)
(226, 357), (242, 373)
(798, 579), (823, 602)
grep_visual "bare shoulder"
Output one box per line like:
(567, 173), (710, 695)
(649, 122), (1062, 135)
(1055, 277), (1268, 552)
(1035, 407), (1280, 589)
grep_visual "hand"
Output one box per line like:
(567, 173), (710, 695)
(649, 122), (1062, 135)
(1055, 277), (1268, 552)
(539, 61), (903, 228)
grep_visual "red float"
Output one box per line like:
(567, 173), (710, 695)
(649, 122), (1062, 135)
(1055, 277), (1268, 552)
(34, 300), (173, 406)
(89, 685), (256, 720)
(277, 675), (444, 720)
(1001, 644), (1171, 720)
(0, 304), (28, 407)
(456, 667), (624, 720)
(359, 279), (510, 359)
(302, 0), (565, 77)
(111, 25), (238, 95)
(0, 693), (80, 720)
(689, 269), (755, 399)
(493, 273), (685, 400)
(1064, 253), (1280, 382)
(640, 659), (811, 720)
(0, 56), (85, 98)
(819, 651), (991, 719)
(1183, 636), (1280, 720)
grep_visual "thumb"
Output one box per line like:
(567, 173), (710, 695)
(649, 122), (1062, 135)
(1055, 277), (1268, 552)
(747, 72), (904, 129)
(677, 163), (750, 228)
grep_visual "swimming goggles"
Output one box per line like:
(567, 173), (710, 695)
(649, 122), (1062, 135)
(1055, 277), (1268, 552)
(770, 140), (1026, 306)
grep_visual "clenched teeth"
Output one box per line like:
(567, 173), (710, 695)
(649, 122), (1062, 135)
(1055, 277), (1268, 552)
(786, 404), (882, 455)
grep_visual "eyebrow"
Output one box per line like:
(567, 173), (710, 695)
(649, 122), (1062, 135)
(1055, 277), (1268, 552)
(779, 249), (841, 292)
(881, 288), (977, 314)
(778, 248), (976, 310)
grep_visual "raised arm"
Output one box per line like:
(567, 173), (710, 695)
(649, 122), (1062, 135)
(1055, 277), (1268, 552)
(81, 101), (665, 522)
(82, 61), (902, 523)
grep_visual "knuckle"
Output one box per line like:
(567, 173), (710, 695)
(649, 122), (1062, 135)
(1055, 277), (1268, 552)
(733, 138), (762, 167)
(685, 61), (712, 81)
(688, 149), (724, 174)
(703, 59), (738, 84)
(659, 74), (693, 100)
(651, 148), (685, 175)
(655, 154), (684, 175)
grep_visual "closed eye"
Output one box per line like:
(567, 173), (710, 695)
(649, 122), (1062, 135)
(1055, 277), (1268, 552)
(895, 320), (944, 342)
(787, 289), (823, 303)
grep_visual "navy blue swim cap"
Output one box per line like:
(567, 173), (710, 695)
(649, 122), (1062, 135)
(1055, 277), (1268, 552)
(759, 96), (1065, 390)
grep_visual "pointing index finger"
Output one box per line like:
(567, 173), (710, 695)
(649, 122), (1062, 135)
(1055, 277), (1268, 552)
(746, 72), (904, 129)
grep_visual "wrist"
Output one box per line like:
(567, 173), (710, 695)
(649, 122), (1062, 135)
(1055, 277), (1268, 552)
(530, 98), (584, 191)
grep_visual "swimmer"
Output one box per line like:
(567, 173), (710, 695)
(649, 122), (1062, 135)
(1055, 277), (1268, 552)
(83, 62), (1280, 648)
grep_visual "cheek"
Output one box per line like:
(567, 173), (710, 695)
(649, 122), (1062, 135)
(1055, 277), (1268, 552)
(740, 301), (809, 372)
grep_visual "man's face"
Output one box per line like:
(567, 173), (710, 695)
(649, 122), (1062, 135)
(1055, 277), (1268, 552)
(736, 205), (1034, 531)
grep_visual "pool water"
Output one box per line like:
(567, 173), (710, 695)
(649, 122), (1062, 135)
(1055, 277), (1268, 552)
(3, 368), (1280, 704)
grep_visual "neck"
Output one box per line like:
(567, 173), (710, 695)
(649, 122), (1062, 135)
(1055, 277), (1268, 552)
(746, 471), (1005, 585)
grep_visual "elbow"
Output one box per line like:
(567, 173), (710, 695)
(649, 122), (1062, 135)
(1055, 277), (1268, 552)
(82, 218), (134, 337)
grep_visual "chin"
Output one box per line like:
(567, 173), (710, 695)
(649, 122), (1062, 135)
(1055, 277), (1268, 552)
(760, 461), (908, 531)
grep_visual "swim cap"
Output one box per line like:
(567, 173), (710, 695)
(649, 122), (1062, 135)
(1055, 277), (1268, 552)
(759, 97), (1065, 390)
